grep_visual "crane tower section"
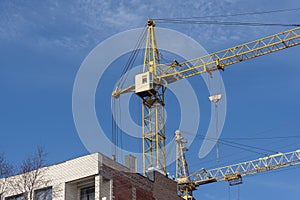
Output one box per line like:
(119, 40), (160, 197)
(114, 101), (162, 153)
(135, 19), (166, 174)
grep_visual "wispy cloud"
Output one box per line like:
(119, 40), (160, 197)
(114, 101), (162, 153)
(0, 0), (298, 53)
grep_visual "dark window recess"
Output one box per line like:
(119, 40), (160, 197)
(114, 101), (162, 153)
(80, 186), (95, 200)
(5, 194), (25, 200)
(142, 75), (147, 84)
(34, 187), (52, 200)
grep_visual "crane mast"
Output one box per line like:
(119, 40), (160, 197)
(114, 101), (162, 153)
(175, 130), (195, 200)
(137, 19), (166, 174)
(112, 20), (300, 176)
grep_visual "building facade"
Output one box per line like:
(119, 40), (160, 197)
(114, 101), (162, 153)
(1, 153), (182, 200)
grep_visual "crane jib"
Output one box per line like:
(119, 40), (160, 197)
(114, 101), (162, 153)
(158, 26), (300, 84)
(112, 26), (300, 98)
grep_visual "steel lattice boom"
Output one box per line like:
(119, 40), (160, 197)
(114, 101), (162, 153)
(158, 26), (300, 83)
(190, 149), (300, 186)
(112, 26), (300, 97)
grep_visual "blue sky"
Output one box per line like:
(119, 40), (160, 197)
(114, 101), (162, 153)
(1, 0), (300, 199)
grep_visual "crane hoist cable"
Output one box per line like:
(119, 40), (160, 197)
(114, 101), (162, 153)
(181, 128), (300, 170)
(153, 7), (300, 20)
(228, 184), (241, 200)
(223, 134), (300, 140)
(111, 26), (147, 161)
(203, 123), (300, 164)
(118, 26), (147, 89)
(244, 119), (300, 138)
(197, 137), (300, 171)
(183, 130), (277, 155)
(199, 136), (273, 156)
(184, 119), (300, 156)
(189, 119), (300, 142)
(185, 135), (300, 174)
(177, 133), (276, 173)
(153, 20), (300, 27)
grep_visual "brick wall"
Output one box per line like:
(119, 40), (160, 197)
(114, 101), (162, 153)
(153, 172), (182, 200)
(101, 165), (182, 200)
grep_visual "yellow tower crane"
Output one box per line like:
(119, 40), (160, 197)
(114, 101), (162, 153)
(112, 19), (300, 175)
(175, 130), (300, 200)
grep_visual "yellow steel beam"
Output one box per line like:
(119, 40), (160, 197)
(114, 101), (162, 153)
(191, 149), (300, 186)
(158, 26), (300, 83)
